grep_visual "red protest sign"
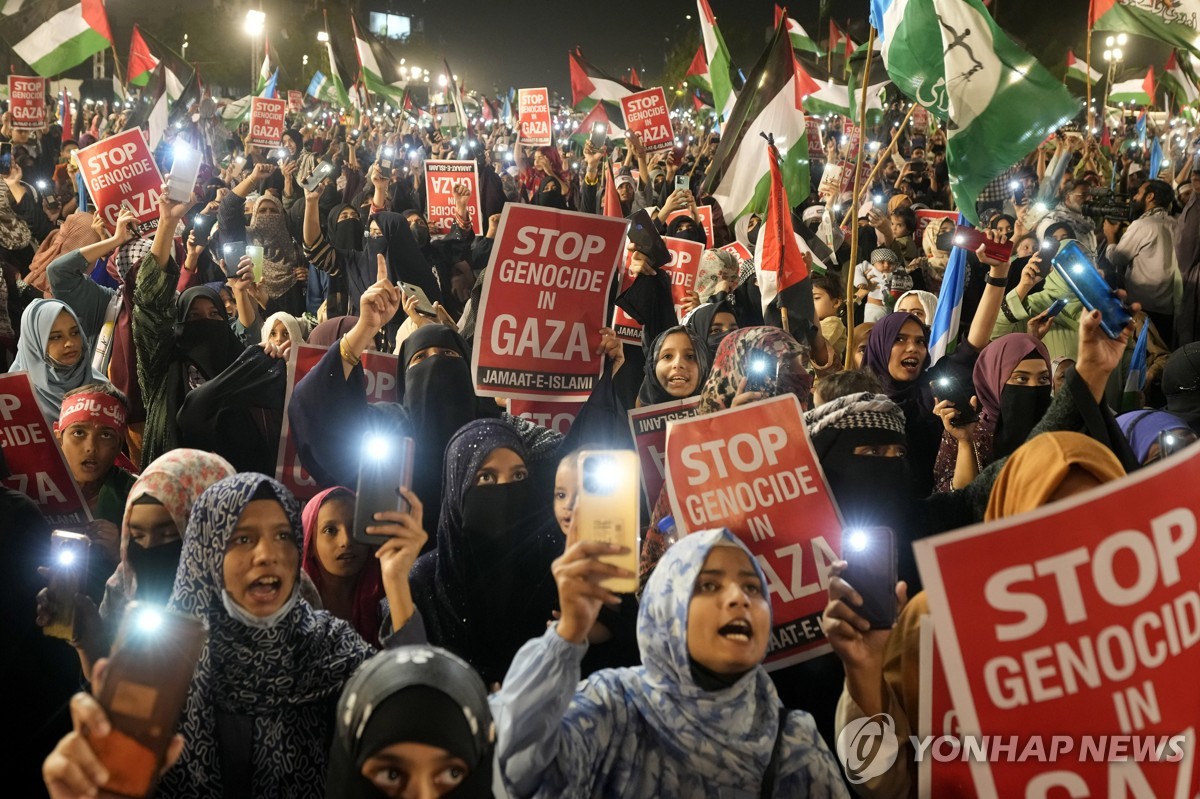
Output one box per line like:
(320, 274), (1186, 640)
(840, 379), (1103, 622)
(918, 616), (979, 799)
(276, 345), (400, 501)
(628, 397), (700, 505)
(913, 105), (931, 133)
(0, 373), (91, 525)
(75, 128), (165, 235)
(518, 87), (552, 147)
(611, 236), (704, 345)
(666, 205), (714, 247)
(913, 446), (1200, 798)
(620, 87), (674, 153)
(613, 249), (644, 345)
(721, 241), (752, 262)
(665, 394), (843, 667)
(472, 204), (628, 400)
(805, 117), (824, 160)
(8, 76), (47, 131)
(424, 160), (482, 235)
(248, 97), (287, 149)
(288, 90), (303, 112)
(506, 398), (585, 435)
(842, 121), (862, 162)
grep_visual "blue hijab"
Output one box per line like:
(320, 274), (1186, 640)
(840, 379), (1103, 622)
(1116, 410), (1191, 463)
(7, 299), (106, 422)
(163, 473), (373, 799)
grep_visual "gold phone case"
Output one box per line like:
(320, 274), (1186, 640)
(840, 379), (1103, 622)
(574, 450), (640, 593)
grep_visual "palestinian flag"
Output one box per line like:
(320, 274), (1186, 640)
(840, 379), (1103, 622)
(696, 0), (739, 119)
(443, 58), (469, 129)
(569, 102), (627, 145)
(755, 133), (816, 334)
(2, 0), (112, 78)
(1090, 0), (1200, 58)
(255, 42), (273, 96)
(1161, 51), (1200, 107)
(352, 17), (405, 103)
(124, 63), (168, 150)
(828, 20), (855, 64)
(704, 18), (810, 222)
(569, 48), (638, 108)
(793, 58), (882, 119)
(312, 36), (353, 109)
(1109, 69), (1155, 106)
(127, 25), (156, 87)
(603, 161), (623, 218)
(127, 27), (194, 102)
(871, 0), (1078, 225)
(628, 68), (642, 88)
(775, 5), (823, 58)
(1066, 50), (1102, 86)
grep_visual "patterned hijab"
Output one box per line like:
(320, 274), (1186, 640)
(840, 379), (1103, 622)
(25, 211), (101, 292)
(301, 487), (383, 648)
(0, 179), (32, 250)
(697, 326), (812, 414)
(162, 473), (374, 799)
(101, 449), (236, 617)
(7, 299), (107, 422)
(249, 194), (303, 299)
(108, 237), (154, 283)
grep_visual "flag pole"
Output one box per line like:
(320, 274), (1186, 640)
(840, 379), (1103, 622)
(1085, 27), (1094, 133)
(843, 25), (876, 371)
(109, 43), (125, 90)
(839, 101), (917, 229)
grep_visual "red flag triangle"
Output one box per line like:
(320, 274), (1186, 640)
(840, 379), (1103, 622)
(604, 161), (624, 218)
(760, 139), (809, 293)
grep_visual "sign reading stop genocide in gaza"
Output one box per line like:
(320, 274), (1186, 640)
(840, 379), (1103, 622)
(620, 87), (674, 152)
(8, 76), (47, 130)
(518, 87), (552, 147)
(75, 128), (165, 235)
(472, 204), (628, 401)
(248, 97), (287, 149)
(424, 160), (483, 235)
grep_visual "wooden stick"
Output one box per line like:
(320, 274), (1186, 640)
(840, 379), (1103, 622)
(780, 306), (790, 334)
(1085, 26), (1094, 133)
(843, 26), (876, 372)
(839, 102), (917, 229)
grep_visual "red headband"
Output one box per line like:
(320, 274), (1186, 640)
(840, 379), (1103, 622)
(57, 392), (127, 434)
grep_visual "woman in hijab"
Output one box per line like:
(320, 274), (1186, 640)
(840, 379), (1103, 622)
(308, 314), (361, 347)
(410, 419), (562, 686)
(43, 472), (431, 799)
(931, 333), (1053, 492)
(0, 176), (34, 270)
(262, 311), (306, 350)
(328, 646), (495, 799)
(1162, 341), (1200, 434)
(7, 298), (107, 422)
(894, 289), (938, 325)
(985, 430), (1127, 519)
(281, 129), (316, 186)
(302, 487), (384, 647)
(682, 299), (739, 363)
(24, 210), (102, 294)
(636, 325), (710, 407)
(1116, 409), (1196, 465)
(520, 146), (570, 209)
(493, 528), (847, 798)
(920, 216), (953, 285)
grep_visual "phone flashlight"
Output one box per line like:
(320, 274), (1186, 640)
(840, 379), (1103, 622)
(384, 146), (395, 157)
(276, 149), (288, 159)
(1041, 239), (1055, 251)
(36, 179), (48, 190)
(193, 215), (203, 225)
(874, 195), (883, 204)
(135, 606), (164, 633)
(1034, 202), (1048, 213)
(582, 454), (620, 493)
(1010, 180), (1020, 191)
(846, 530), (870, 552)
(235, 156), (245, 165)
(57, 549), (77, 567)
(954, 235), (965, 246)
(364, 435), (390, 461)
(936, 377), (953, 390)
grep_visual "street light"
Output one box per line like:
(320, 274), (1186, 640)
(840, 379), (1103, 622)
(245, 10), (266, 92)
(317, 31), (329, 43)
(1102, 42), (1125, 118)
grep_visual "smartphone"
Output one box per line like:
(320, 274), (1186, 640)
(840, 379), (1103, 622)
(378, 145), (396, 171)
(953, 225), (1013, 262)
(353, 433), (415, 547)
(167, 146), (202, 203)
(0, 142), (11, 176)
(87, 603), (206, 798)
(929, 372), (979, 426)
(397, 281), (436, 318)
(1012, 184), (1026, 205)
(245, 244), (264, 283)
(675, 174), (690, 192)
(574, 450), (640, 593)
(626, 209), (671, 268)
(44, 531), (91, 640)
(221, 241), (246, 278)
(302, 160), (337, 193)
(745, 351), (779, 395)
(191, 213), (215, 247)
(589, 122), (607, 149)
(273, 148), (289, 163)
(1051, 240), (1133, 339)
(1043, 297), (1069, 320)
(840, 527), (897, 629)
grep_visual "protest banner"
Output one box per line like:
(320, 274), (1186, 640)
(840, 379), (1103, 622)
(248, 97), (287, 149)
(915, 209), (958, 242)
(507, 398), (585, 435)
(918, 616), (979, 799)
(288, 90), (303, 112)
(666, 205), (714, 247)
(0, 373), (91, 525)
(805, 117), (824, 160)
(721, 241), (753, 262)
(913, 445), (1200, 798)
(75, 128), (165, 235)
(665, 394), (843, 667)
(472, 204), (627, 400)
(8, 76), (47, 130)
(276, 345), (400, 501)
(518, 87), (552, 147)
(842, 121), (862, 162)
(628, 397), (700, 505)
(818, 161), (846, 199)
(424, 159), (482, 235)
(913, 104), (931, 134)
(620, 87), (674, 153)
(611, 235), (704, 344)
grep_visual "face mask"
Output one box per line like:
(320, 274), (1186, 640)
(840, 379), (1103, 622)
(935, 231), (955, 252)
(707, 328), (734, 355)
(126, 538), (184, 605)
(993, 384), (1053, 459)
(332, 217), (364, 251)
(821, 444), (917, 521)
(411, 224), (431, 248)
(460, 480), (536, 548)
(365, 235), (388, 263)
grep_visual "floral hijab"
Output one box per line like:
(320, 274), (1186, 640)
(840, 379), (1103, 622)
(697, 326), (812, 414)
(162, 473), (373, 799)
(249, 194), (304, 299)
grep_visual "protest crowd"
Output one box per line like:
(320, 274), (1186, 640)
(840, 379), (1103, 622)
(4, 0), (1200, 797)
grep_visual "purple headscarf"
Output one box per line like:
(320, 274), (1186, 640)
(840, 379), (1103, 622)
(862, 311), (930, 400)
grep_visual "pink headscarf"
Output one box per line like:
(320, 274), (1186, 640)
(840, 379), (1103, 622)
(301, 487), (384, 646)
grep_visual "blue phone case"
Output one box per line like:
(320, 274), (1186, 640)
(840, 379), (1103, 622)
(1051, 241), (1132, 338)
